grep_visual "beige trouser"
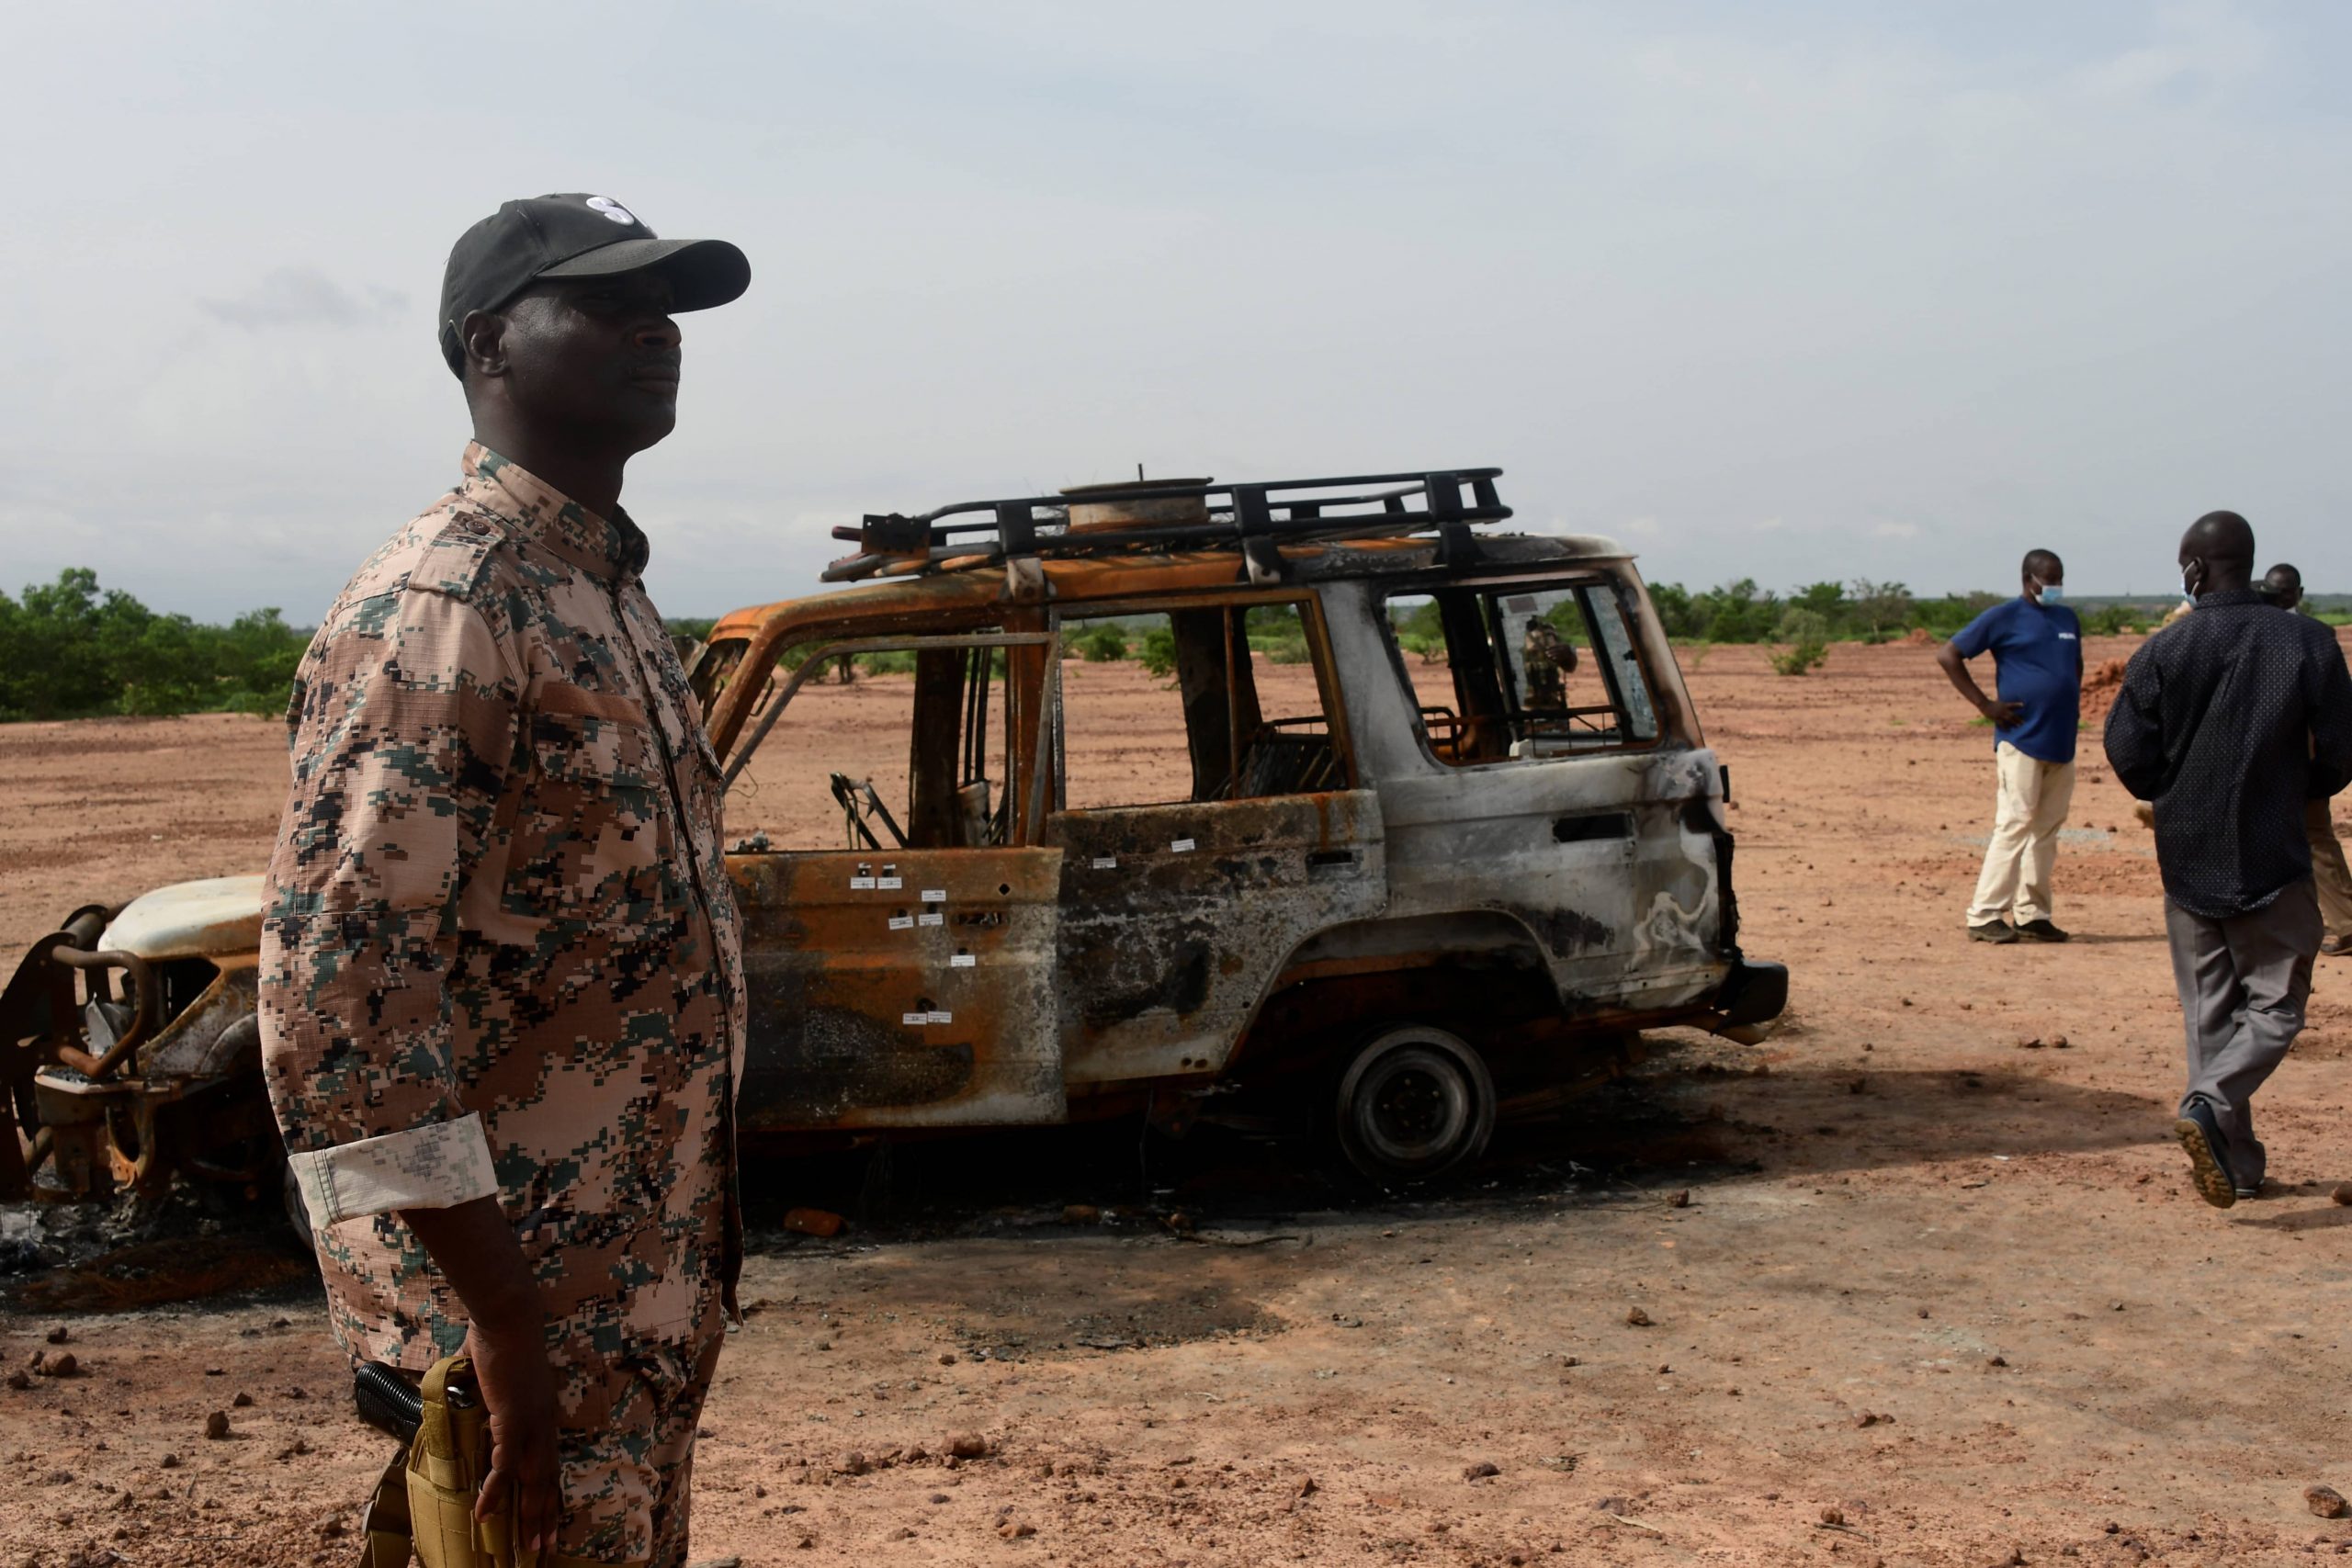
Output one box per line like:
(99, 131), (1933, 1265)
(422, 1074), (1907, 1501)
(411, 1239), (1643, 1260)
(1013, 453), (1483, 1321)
(2309, 798), (2352, 942)
(1967, 742), (2075, 926)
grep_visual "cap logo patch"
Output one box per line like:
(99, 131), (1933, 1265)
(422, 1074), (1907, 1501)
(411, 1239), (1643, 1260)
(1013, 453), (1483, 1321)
(584, 196), (639, 227)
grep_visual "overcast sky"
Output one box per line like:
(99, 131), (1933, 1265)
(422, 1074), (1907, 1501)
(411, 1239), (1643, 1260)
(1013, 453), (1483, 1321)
(4, 1), (2345, 622)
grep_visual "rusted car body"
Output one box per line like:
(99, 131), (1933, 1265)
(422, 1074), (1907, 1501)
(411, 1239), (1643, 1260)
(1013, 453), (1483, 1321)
(0, 468), (1783, 1195)
(0, 877), (277, 1201)
(698, 469), (1783, 1179)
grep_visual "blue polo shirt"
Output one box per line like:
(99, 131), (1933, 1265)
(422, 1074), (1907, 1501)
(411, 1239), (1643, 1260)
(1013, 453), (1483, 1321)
(1950, 596), (2083, 764)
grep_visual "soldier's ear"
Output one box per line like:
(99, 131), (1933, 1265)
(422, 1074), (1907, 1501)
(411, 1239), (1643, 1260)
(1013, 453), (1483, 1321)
(460, 309), (510, 380)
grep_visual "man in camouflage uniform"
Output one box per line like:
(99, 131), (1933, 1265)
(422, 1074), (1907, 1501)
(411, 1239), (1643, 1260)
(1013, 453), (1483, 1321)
(1521, 614), (1576, 710)
(259, 194), (751, 1566)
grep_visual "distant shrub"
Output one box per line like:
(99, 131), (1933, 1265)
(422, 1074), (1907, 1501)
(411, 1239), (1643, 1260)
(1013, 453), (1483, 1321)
(1077, 623), (1128, 662)
(1770, 608), (1830, 677)
(1137, 625), (1179, 679)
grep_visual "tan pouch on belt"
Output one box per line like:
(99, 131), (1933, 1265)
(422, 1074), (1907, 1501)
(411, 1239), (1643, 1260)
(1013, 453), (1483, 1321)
(359, 1353), (639, 1568)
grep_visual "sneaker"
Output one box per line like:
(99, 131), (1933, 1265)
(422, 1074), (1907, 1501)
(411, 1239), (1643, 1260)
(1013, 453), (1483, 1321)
(2015, 919), (2071, 943)
(2323, 934), (2352, 958)
(1968, 920), (2018, 944)
(2172, 1101), (2238, 1210)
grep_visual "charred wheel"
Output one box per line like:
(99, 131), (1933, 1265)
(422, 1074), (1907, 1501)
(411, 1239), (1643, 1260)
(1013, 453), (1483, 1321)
(1334, 1025), (1495, 1183)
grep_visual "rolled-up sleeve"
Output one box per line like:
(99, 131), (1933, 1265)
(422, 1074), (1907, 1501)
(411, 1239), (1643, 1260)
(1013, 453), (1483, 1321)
(259, 585), (516, 1224)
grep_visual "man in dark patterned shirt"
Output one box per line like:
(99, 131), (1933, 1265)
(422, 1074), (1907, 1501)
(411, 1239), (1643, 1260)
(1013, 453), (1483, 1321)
(2104, 512), (2352, 1208)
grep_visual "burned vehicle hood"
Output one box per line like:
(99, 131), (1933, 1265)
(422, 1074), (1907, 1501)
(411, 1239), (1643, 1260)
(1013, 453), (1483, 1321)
(100, 874), (266, 960)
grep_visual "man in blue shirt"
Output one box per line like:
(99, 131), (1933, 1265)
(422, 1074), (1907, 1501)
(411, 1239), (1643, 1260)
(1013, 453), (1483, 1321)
(1937, 549), (2085, 944)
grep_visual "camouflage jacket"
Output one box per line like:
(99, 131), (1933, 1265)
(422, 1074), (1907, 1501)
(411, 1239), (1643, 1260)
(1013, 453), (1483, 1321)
(259, 443), (744, 1371)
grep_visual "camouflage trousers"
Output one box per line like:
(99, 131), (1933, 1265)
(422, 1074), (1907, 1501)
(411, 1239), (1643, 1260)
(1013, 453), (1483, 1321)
(553, 1328), (726, 1567)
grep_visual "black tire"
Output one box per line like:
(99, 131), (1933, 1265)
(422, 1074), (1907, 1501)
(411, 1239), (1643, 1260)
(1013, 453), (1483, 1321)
(1334, 1025), (1497, 1184)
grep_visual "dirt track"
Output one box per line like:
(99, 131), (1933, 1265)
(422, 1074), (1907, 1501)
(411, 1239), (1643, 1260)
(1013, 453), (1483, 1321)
(7, 636), (2352, 1567)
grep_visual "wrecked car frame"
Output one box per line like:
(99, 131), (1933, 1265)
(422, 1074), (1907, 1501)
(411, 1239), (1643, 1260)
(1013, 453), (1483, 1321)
(2, 468), (1784, 1199)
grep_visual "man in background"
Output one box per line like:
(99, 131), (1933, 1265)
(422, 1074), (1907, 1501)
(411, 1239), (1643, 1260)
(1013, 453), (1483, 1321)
(1938, 549), (2084, 944)
(2261, 563), (2352, 957)
(2106, 514), (2352, 1207)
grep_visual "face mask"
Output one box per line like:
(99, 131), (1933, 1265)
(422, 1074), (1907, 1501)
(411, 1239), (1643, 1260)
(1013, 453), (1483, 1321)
(2035, 581), (2064, 605)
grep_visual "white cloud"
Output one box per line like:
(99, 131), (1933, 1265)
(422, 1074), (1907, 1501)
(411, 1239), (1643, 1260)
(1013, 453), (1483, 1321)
(1873, 522), (1921, 540)
(198, 267), (406, 331)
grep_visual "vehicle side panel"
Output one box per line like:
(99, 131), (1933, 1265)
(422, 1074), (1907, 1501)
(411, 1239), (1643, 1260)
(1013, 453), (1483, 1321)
(1047, 790), (1387, 1086)
(727, 848), (1067, 1129)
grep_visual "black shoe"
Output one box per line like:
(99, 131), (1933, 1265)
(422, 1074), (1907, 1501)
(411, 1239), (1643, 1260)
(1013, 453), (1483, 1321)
(1969, 920), (2018, 944)
(2173, 1101), (2238, 1210)
(2015, 919), (2071, 943)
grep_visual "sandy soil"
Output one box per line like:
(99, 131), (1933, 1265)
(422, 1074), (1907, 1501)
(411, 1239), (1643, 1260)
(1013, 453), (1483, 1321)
(7, 635), (2352, 1568)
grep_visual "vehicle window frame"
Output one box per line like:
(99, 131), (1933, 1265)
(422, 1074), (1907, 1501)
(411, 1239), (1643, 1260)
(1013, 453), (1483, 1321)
(1377, 572), (1666, 771)
(721, 629), (1059, 849)
(1048, 592), (1359, 808)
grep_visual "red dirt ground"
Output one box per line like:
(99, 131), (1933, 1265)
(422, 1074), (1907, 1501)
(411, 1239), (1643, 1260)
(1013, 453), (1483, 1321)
(6, 634), (2352, 1568)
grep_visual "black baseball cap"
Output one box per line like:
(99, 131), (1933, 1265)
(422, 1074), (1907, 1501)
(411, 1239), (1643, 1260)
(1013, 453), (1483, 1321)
(438, 193), (751, 376)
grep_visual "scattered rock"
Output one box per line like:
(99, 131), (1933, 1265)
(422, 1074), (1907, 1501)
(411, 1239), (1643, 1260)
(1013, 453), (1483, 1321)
(997, 1520), (1035, 1540)
(203, 1412), (230, 1440)
(1624, 1308), (1653, 1327)
(44, 1326), (70, 1345)
(36, 1353), (78, 1379)
(1592, 1496), (1630, 1515)
(1820, 1506), (1847, 1526)
(1853, 1412), (1884, 1428)
(318, 1518), (347, 1541)
(4, 1371), (28, 1392)
(1668, 1190), (1691, 1209)
(938, 1353), (956, 1365)
(2016, 1034), (2045, 1050)
(1986, 1355), (2007, 1368)
(2308, 1485), (2349, 1519)
(2333, 1184), (2352, 1208)
(949, 1434), (989, 1460)
(929, 1493), (950, 1504)
(158, 1454), (179, 1470)
(686, 1558), (743, 1568)
(835, 1452), (869, 1477)
(781, 1208), (843, 1238)
(1060, 1205), (1100, 1225)
(231, 1392), (253, 1408)
(2051, 1034), (2070, 1049)
(1295, 1476), (1317, 1497)
(1464, 1461), (1500, 1481)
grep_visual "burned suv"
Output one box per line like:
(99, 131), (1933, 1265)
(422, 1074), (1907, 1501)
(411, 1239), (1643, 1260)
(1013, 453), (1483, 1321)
(3, 469), (1781, 1199)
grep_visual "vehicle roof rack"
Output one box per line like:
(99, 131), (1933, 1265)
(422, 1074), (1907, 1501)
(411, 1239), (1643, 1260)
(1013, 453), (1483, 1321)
(822, 468), (1511, 581)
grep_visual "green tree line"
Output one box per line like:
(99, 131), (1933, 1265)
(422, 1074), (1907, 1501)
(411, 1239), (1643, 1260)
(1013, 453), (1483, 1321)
(0, 569), (311, 721)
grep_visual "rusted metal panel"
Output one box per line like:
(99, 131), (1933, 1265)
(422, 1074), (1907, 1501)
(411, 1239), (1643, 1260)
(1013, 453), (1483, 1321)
(727, 847), (1066, 1131)
(1048, 790), (1387, 1086)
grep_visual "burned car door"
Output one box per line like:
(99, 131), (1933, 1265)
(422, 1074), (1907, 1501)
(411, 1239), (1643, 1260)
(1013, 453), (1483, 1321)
(1366, 575), (1717, 1012)
(1046, 602), (1388, 1086)
(720, 634), (1069, 1131)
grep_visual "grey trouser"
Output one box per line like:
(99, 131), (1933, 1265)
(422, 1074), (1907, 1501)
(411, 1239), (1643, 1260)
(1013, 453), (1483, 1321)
(2167, 880), (2323, 1188)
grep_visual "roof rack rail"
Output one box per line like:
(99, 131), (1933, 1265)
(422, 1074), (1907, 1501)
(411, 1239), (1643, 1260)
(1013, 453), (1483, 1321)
(822, 468), (1510, 581)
